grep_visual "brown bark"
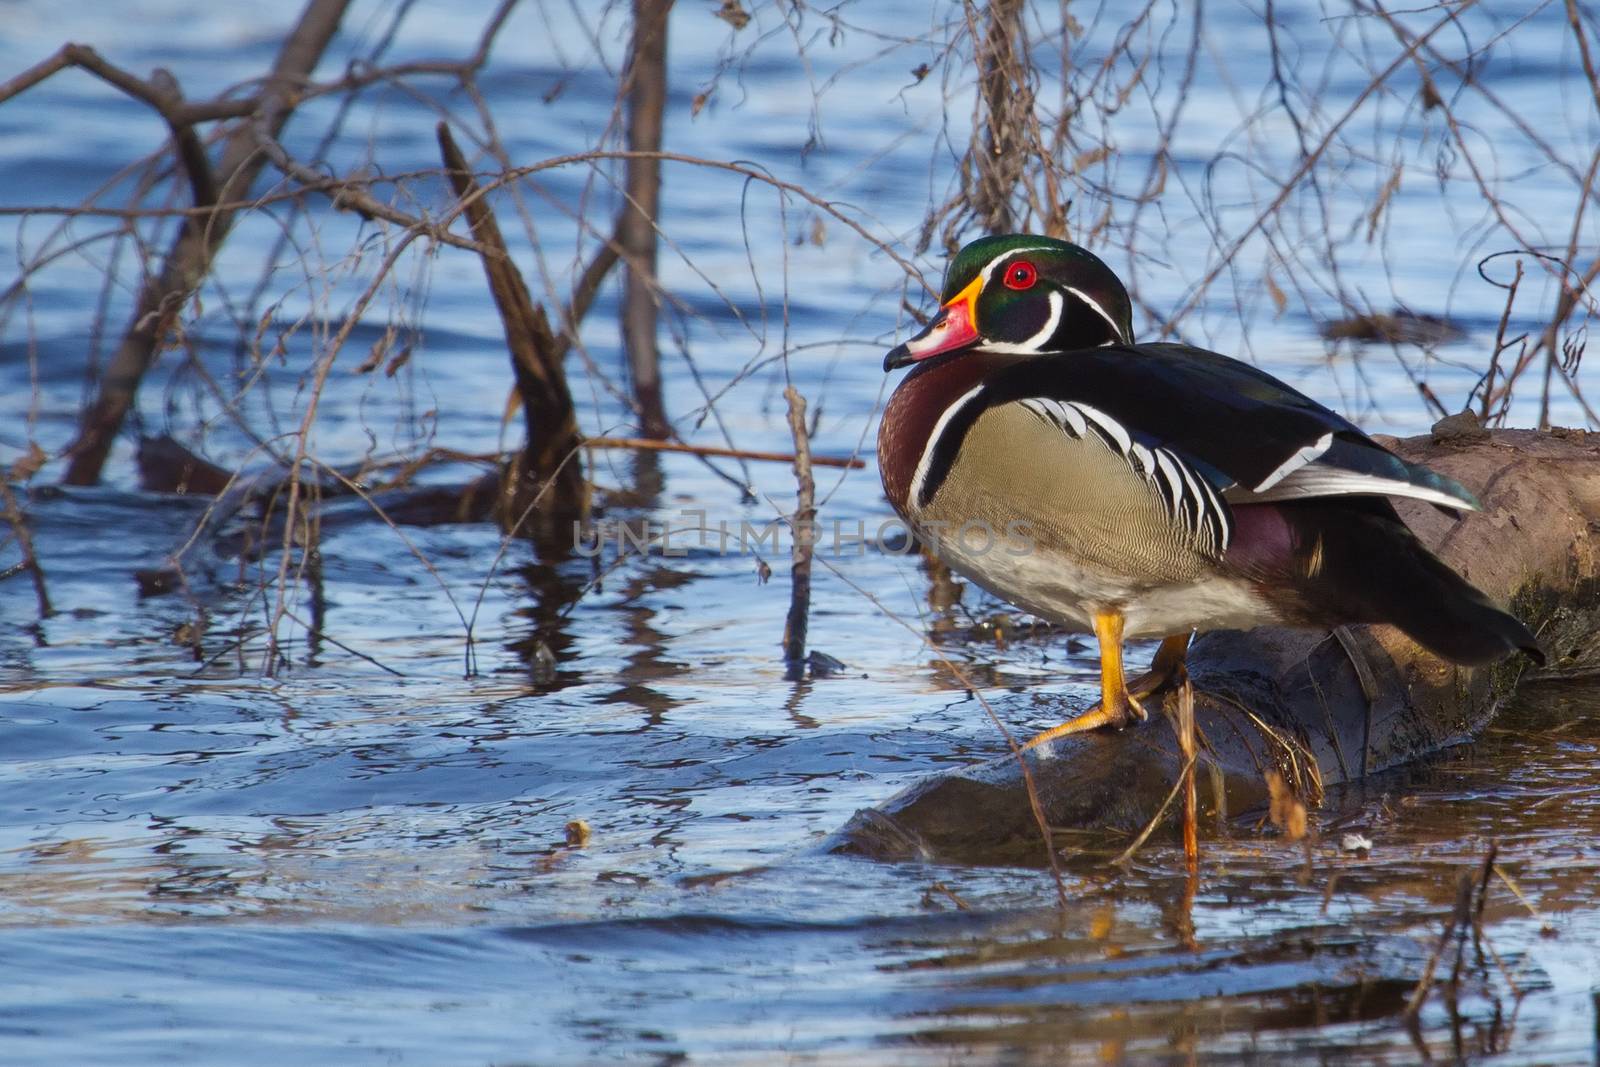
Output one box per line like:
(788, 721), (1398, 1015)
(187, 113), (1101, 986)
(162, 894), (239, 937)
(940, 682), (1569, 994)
(832, 428), (1600, 865)
(781, 386), (816, 677)
(62, 0), (350, 486)
(0, 480), (51, 618)
(620, 0), (672, 439)
(436, 124), (588, 544)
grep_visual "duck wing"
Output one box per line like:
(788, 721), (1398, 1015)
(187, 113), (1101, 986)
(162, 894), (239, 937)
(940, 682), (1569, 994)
(978, 342), (1476, 514)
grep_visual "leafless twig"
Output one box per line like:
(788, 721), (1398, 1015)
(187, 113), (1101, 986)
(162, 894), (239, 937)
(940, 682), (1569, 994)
(781, 385), (816, 678)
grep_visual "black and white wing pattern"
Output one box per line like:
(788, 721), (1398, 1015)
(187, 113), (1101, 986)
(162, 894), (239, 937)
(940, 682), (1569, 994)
(1014, 396), (1231, 556)
(984, 343), (1480, 516)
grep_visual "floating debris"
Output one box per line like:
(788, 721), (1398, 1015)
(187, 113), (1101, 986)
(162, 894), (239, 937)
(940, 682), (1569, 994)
(806, 650), (849, 678)
(532, 641), (559, 684)
(1320, 309), (1466, 346)
(1340, 832), (1374, 853)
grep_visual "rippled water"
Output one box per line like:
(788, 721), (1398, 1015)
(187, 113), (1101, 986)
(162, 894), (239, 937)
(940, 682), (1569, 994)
(1, 2), (1598, 1063)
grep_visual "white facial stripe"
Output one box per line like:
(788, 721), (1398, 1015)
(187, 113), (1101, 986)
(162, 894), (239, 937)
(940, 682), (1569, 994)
(1253, 432), (1334, 492)
(1064, 285), (1127, 342)
(1014, 290), (1064, 351)
(966, 341), (1053, 354)
(908, 383), (986, 509)
(974, 245), (1059, 292)
(968, 249), (1126, 347)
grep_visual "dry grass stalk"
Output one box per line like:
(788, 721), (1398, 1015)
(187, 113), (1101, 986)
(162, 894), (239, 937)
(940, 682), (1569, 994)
(1482, 258), (1525, 422)
(1265, 769), (1308, 843)
(1176, 678), (1199, 871)
(781, 385), (816, 677)
(1404, 868), (1476, 1020)
(1110, 752), (1200, 869)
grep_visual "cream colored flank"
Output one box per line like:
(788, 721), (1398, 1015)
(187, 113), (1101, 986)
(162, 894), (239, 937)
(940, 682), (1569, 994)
(907, 397), (1277, 638)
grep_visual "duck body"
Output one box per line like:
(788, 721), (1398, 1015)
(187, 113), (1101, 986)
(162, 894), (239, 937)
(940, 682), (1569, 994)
(880, 347), (1270, 639)
(879, 234), (1542, 738)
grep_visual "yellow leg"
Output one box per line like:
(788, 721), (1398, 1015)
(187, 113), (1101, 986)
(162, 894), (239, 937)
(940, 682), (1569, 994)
(1022, 616), (1180, 749)
(1125, 632), (1191, 701)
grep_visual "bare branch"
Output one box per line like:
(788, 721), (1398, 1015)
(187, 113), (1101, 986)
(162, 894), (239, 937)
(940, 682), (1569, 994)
(619, 0), (673, 438)
(437, 121), (589, 541)
(62, 0), (352, 486)
(781, 385), (816, 677)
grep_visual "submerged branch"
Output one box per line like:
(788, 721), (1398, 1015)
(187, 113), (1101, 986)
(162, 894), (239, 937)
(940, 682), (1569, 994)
(437, 121), (590, 544)
(0, 480), (52, 619)
(587, 436), (862, 470)
(620, 0), (673, 439)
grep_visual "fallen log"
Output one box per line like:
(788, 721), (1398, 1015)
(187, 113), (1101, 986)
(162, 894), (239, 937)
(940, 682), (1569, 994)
(832, 426), (1600, 866)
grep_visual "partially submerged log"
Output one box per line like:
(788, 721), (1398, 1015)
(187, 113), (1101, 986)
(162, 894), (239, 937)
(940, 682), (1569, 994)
(833, 427), (1600, 866)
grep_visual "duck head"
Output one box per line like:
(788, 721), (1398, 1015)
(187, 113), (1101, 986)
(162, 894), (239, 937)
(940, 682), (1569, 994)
(884, 234), (1134, 369)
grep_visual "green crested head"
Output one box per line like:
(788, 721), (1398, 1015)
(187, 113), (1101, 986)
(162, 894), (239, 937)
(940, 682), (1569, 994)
(886, 234), (1134, 369)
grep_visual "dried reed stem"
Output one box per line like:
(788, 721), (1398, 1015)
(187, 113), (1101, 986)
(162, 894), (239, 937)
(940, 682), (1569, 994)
(782, 385), (816, 677)
(587, 436), (863, 469)
(1177, 678), (1199, 871)
(1404, 868), (1476, 1020)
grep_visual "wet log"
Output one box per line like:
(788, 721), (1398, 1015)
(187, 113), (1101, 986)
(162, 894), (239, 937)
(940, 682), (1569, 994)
(134, 434), (863, 535)
(833, 426), (1600, 866)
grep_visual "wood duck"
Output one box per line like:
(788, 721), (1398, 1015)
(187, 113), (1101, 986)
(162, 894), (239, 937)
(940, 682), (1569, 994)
(878, 234), (1543, 746)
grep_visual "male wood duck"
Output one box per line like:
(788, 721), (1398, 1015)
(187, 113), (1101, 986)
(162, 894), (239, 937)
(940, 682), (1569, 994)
(878, 234), (1543, 746)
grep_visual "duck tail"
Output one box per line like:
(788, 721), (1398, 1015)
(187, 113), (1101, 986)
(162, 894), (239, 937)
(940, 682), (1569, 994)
(1268, 499), (1545, 666)
(1366, 522), (1545, 666)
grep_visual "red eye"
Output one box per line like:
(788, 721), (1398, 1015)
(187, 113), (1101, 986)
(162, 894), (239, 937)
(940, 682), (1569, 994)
(1003, 261), (1037, 290)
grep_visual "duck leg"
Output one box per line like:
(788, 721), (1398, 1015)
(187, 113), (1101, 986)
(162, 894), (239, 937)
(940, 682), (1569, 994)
(1023, 610), (1150, 748)
(1123, 632), (1191, 704)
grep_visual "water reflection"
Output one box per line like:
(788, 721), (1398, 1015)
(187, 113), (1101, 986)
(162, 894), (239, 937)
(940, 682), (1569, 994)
(503, 554), (587, 691)
(0, 679), (1596, 1063)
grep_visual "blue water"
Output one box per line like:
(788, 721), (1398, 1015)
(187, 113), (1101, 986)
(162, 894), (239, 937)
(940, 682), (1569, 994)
(1, 1), (1598, 1063)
